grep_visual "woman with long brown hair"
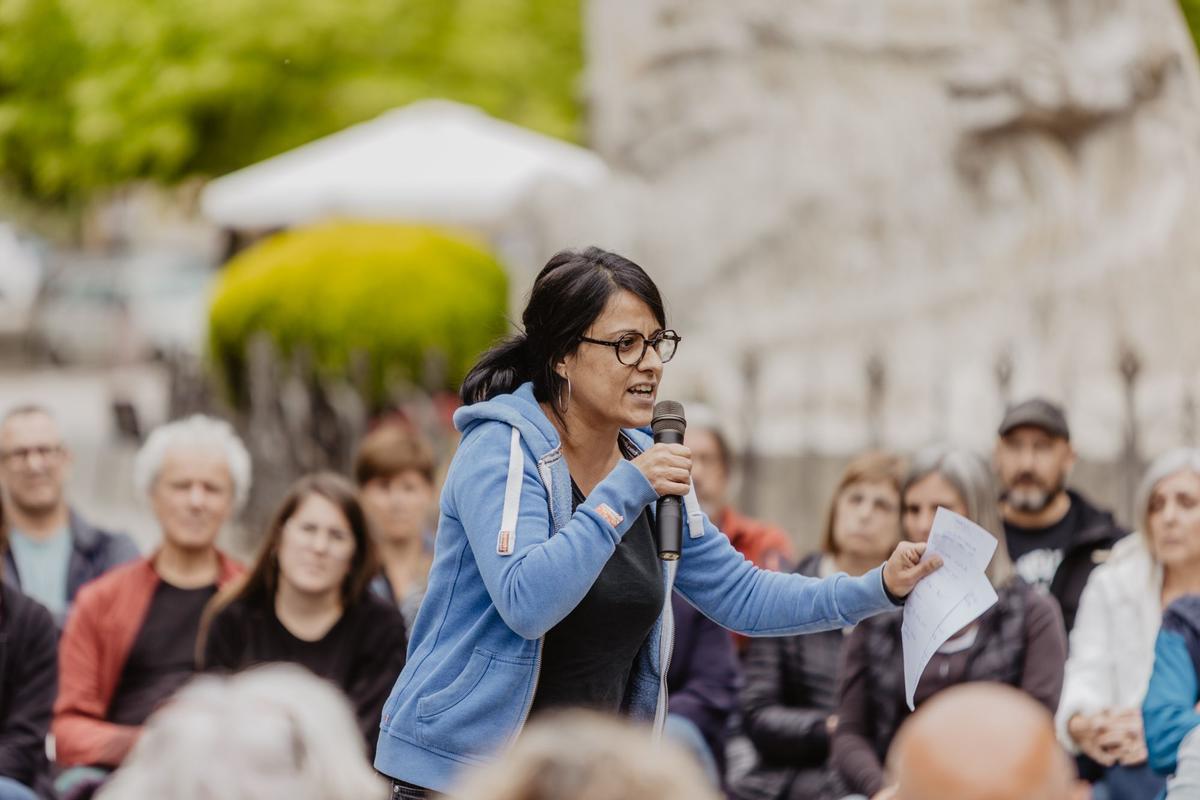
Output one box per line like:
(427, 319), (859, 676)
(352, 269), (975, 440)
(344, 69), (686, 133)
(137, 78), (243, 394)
(199, 472), (407, 751)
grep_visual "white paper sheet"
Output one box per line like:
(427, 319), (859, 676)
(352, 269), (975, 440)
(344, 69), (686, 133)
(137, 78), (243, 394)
(901, 507), (1000, 710)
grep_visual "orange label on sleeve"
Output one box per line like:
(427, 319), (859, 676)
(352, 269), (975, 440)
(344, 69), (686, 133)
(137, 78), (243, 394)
(595, 503), (624, 527)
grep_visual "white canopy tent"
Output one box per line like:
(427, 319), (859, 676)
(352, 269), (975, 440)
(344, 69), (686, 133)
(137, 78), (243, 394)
(199, 99), (610, 232)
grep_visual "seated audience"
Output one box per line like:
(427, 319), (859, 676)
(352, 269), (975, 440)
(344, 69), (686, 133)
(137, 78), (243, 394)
(354, 424), (437, 632)
(0, 523), (57, 800)
(97, 664), (387, 800)
(733, 452), (905, 800)
(200, 472), (408, 751)
(1058, 450), (1200, 799)
(832, 446), (1067, 798)
(889, 683), (1086, 800)
(666, 591), (740, 785)
(0, 405), (138, 625)
(450, 710), (719, 800)
(53, 415), (248, 784)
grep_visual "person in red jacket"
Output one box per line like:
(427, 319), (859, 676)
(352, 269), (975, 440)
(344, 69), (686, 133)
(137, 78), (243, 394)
(686, 419), (794, 574)
(53, 415), (249, 795)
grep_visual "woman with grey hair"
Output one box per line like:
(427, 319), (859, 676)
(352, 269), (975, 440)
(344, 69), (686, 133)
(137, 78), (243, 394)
(831, 445), (1068, 798)
(52, 415), (248, 792)
(1058, 449), (1200, 800)
(97, 664), (387, 800)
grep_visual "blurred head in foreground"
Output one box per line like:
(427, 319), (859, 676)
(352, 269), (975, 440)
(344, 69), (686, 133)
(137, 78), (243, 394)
(97, 664), (386, 800)
(890, 683), (1084, 800)
(449, 710), (719, 800)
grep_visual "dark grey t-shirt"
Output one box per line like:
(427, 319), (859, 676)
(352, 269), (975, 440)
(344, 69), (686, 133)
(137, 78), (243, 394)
(530, 467), (664, 716)
(108, 581), (216, 726)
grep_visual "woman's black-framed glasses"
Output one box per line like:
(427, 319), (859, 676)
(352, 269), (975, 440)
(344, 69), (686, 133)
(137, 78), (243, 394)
(578, 330), (681, 366)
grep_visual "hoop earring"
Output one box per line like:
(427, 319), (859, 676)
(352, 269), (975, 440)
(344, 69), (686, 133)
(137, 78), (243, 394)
(559, 376), (572, 412)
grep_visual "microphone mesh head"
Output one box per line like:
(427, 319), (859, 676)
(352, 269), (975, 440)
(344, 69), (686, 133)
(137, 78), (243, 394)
(652, 400), (687, 435)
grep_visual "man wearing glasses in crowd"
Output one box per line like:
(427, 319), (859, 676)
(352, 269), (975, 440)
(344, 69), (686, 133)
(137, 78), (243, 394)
(0, 406), (138, 626)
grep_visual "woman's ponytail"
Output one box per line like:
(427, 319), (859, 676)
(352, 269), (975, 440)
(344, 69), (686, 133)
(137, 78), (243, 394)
(460, 334), (530, 405)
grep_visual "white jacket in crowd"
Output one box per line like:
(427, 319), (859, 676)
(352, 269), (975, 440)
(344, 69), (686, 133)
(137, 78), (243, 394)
(1055, 533), (1162, 753)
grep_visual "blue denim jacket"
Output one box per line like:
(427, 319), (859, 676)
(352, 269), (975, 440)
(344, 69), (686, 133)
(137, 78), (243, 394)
(1145, 595), (1200, 777)
(374, 383), (896, 791)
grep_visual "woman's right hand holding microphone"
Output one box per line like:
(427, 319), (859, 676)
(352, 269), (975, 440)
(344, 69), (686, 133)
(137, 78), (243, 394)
(632, 443), (693, 497)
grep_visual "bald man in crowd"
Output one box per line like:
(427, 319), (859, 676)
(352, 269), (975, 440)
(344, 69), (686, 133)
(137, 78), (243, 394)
(884, 683), (1086, 800)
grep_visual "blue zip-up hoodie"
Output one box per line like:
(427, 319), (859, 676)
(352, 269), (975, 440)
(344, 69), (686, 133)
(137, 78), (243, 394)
(1145, 595), (1200, 777)
(374, 383), (898, 791)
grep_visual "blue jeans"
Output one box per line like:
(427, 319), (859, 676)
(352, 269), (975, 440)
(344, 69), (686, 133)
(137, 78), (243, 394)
(665, 713), (720, 786)
(1091, 763), (1166, 800)
(0, 777), (37, 800)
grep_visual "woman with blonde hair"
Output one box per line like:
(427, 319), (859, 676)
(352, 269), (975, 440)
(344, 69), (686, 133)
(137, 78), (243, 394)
(832, 446), (1067, 798)
(734, 451), (906, 800)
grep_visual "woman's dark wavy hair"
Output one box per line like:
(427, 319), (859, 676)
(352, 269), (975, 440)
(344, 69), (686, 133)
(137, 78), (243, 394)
(196, 472), (378, 665)
(460, 247), (667, 422)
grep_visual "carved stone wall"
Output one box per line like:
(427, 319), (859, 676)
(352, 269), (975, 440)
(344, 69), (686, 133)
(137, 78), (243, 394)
(547, 0), (1200, 534)
(581, 0), (1200, 466)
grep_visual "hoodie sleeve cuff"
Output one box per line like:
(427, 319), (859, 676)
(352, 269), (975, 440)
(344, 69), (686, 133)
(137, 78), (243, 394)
(881, 563), (905, 606)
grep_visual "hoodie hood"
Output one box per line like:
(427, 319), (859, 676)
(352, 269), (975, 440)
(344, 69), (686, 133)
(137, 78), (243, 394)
(453, 383), (562, 461)
(453, 382), (655, 462)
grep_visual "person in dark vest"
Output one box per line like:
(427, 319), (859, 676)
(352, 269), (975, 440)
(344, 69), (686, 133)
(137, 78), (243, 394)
(994, 398), (1127, 634)
(733, 451), (905, 800)
(1145, 594), (1200, 796)
(831, 445), (1067, 798)
(664, 591), (740, 786)
(0, 405), (138, 627)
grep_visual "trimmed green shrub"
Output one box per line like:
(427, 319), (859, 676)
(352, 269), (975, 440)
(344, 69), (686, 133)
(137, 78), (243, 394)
(209, 222), (508, 407)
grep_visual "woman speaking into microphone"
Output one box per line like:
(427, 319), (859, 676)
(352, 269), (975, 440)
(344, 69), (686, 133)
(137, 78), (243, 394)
(374, 247), (940, 798)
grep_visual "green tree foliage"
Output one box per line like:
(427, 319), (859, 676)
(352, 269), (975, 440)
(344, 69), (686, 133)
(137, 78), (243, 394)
(0, 0), (582, 204)
(1184, 0), (1200, 51)
(209, 222), (508, 407)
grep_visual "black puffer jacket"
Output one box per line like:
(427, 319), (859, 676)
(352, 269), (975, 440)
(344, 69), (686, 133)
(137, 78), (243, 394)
(731, 553), (849, 800)
(0, 583), (57, 794)
(1042, 489), (1127, 635)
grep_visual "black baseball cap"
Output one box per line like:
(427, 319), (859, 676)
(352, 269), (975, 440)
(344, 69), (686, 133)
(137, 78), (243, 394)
(998, 398), (1070, 441)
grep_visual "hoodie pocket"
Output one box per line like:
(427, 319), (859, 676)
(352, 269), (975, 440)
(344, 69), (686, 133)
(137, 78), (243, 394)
(416, 648), (534, 757)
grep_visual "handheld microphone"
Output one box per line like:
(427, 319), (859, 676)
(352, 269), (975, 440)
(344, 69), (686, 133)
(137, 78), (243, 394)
(652, 400), (687, 561)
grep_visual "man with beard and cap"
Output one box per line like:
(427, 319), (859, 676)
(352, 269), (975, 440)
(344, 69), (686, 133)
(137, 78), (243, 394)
(885, 683), (1087, 800)
(994, 398), (1127, 634)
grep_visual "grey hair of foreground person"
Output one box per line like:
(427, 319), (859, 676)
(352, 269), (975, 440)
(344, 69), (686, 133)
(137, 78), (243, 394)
(96, 664), (387, 800)
(132, 414), (253, 511)
(449, 710), (720, 800)
(903, 444), (1016, 587)
(1135, 448), (1200, 552)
